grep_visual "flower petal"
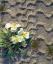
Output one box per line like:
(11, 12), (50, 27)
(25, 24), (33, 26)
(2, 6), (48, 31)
(5, 23), (11, 29)
(25, 32), (29, 39)
(11, 35), (18, 43)
(18, 28), (23, 34)
(11, 27), (17, 32)
(16, 24), (21, 28)
(18, 36), (25, 42)
(13, 42), (17, 44)
(23, 42), (27, 47)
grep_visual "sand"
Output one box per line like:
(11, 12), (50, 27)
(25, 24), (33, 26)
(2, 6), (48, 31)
(0, 0), (53, 64)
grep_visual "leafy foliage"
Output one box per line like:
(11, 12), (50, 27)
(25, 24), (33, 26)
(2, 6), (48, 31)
(2, 48), (8, 56)
(19, 48), (27, 55)
(0, 38), (4, 47)
(25, 37), (32, 46)
(7, 50), (15, 58)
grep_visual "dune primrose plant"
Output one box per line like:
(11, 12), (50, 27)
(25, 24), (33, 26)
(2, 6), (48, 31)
(0, 22), (31, 58)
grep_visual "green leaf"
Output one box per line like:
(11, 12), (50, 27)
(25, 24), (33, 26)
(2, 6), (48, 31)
(0, 42), (4, 47)
(0, 44), (3, 47)
(0, 38), (3, 42)
(26, 37), (31, 43)
(2, 48), (8, 56)
(19, 48), (27, 55)
(25, 37), (31, 46)
(0, 38), (4, 47)
(16, 52), (19, 54)
(7, 50), (15, 58)
(0, 31), (6, 37)
(0, 31), (4, 34)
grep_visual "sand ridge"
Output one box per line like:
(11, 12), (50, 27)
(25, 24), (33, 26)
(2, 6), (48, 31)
(0, 0), (53, 64)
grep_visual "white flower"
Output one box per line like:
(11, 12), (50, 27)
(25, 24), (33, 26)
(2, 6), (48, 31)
(10, 23), (21, 32)
(11, 35), (18, 44)
(18, 28), (23, 33)
(5, 23), (11, 29)
(18, 28), (30, 39)
(25, 32), (29, 39)
(18, 36), (25, 42)
(5, 23), (21, 32)
(11, 35), (25, 44)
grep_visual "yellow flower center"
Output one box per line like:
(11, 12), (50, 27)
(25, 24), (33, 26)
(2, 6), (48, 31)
(13, 36), (18, 41)
(20, 31), (26, 37)
(11, 23), (16, 28)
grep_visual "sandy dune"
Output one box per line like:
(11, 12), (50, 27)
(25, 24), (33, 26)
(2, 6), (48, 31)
(0, 0), (53, 64)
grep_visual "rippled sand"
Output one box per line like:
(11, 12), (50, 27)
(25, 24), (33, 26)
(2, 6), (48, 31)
(0, 0), (53, 64)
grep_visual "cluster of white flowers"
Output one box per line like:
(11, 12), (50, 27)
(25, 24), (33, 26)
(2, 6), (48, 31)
(5, 23), (21, 32)
(5, 22), (30, 47)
